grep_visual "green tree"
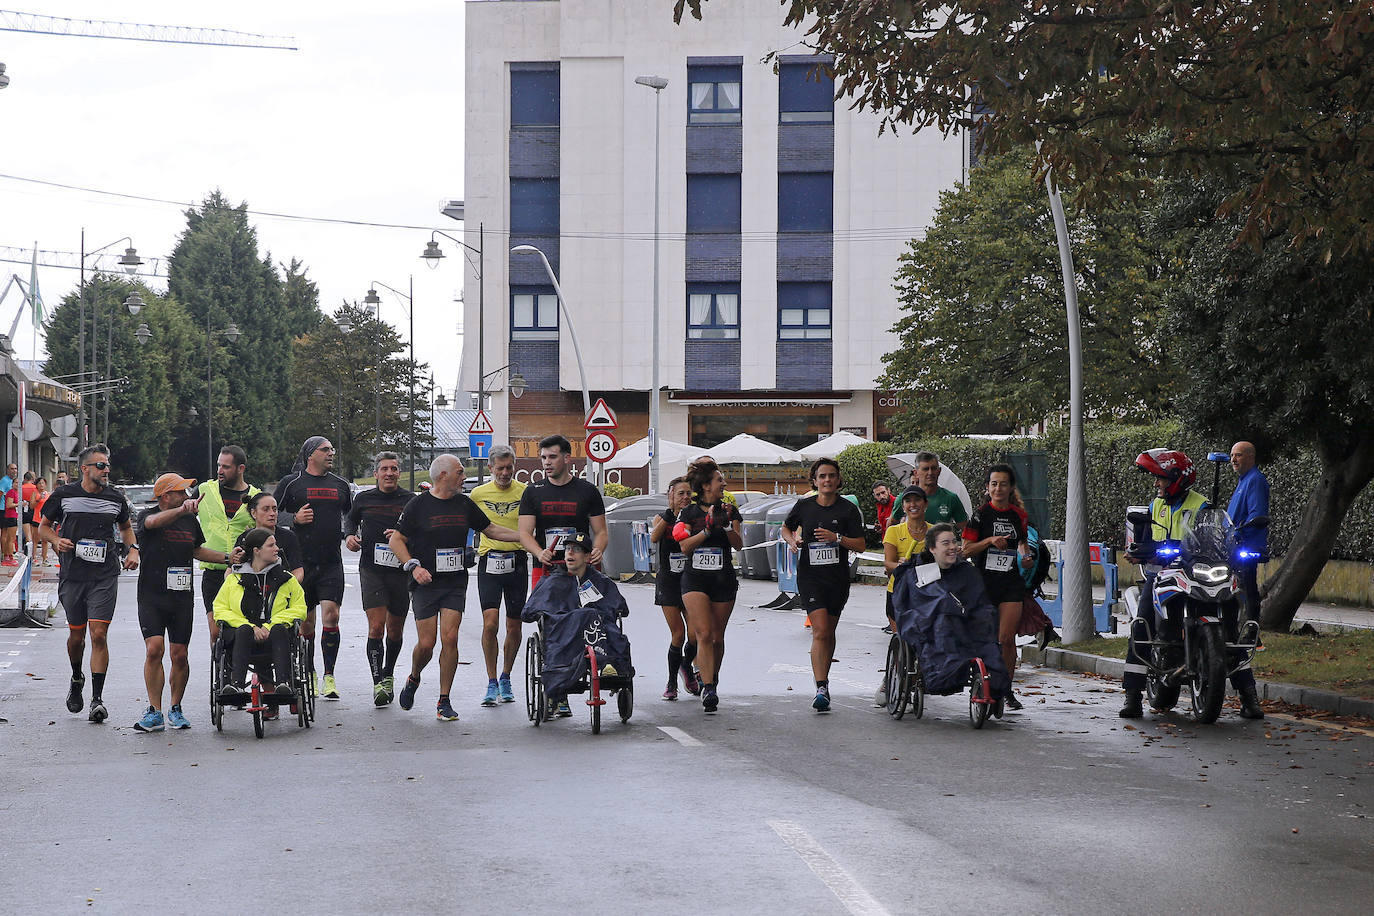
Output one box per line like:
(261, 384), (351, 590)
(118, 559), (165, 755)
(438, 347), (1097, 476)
(881, 147), (1170, 436)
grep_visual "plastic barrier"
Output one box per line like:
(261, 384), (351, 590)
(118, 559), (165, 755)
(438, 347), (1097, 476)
(1039, 541), (1118, 633)
(775, 540), (799, 594)
(630, 521), (652, 573)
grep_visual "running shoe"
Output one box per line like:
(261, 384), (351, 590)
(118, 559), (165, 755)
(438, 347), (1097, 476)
(167, 705), (191, 729)
(436, 698), (460, 721)
(663, 684), (679, 701)
(262, 707), (279, 722)
(219, 683), (244, 701)
(702, 685), (719, 713)
(274, 682), (295, 700)
(498, 675), (516, 703)
(556, 699), (572, 717)
(812, 686), (831, 712)
(87, 700), (108, 724)
(481, 683), (500, 707)
(322, 674), (339, 699)
(373, 682), (389, 707)
(1004, 692), (1023, 711)
(379, 675), (395, 706)
(133, 706), (165, 732)
(680, 665), (702, 697)
(874, 684), (888, 708)
(66, 673), (85, 714)
(398, 675), (419, 711)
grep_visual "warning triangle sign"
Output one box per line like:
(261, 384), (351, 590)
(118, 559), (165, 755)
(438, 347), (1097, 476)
(468, 410), (495, 434)
(584, 397), (618, 430)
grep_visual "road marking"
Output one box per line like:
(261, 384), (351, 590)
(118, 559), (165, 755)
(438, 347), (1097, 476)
(767, 663), (869, 692)
(1267, 711), (1374, 738)
(657, 726), (703, 747)
(768, 819), (890, 916)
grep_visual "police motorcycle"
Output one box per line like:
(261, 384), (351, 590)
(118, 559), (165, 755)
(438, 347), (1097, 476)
(1122, 453), (1265, 724)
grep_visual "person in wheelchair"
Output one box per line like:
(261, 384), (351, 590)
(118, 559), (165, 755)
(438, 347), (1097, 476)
(214, 527), (307, 701)
(521, 532), (632, 712)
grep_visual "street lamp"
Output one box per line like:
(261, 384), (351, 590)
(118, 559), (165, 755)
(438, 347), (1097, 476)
(77, 232), (142, 447)
(510, 244), (598, 490)
(423, 212), (487, 478)
(362, 279), (418, 489)
(635, 74), (668, 494)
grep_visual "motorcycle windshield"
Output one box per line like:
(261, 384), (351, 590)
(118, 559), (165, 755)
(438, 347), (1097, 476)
(1178, 507), (1239, 566)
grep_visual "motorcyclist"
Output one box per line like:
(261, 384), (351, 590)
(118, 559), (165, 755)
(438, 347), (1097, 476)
(1119, 449), (1263, 720)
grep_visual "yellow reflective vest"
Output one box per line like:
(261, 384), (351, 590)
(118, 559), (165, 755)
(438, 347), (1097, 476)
(1149, 489), (1208, 542)
(197, 481), (260, 571)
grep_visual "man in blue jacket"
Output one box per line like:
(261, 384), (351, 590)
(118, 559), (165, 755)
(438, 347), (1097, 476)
(1227, 441), (1270, 626)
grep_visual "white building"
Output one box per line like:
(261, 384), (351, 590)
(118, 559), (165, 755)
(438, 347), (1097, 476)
(457, 0), (967, 486)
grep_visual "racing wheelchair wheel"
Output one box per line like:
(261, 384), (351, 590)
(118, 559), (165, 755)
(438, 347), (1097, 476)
(526, 632), (545, 726)
(617, 683), (633, 723)
(968, 660), (991, 730)
(292, 627), (311, 728)
(210, 635), (225, 732)
(911, 655), (926, 720)
(884, 635), (909, 720)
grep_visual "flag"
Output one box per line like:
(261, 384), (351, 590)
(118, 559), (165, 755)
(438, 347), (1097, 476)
(28, 243), (43, 330)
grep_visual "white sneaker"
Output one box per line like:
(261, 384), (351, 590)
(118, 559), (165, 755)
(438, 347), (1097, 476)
(874, 684), (888, 708)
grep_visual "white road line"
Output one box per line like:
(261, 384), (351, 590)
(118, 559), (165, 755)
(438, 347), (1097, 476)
(766, 663), (869, 692)
(657, 725), (704, 747)
(768, 819), (890, 916)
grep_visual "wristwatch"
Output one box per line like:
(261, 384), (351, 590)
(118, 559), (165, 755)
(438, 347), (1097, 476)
(403, 558), (420, 572)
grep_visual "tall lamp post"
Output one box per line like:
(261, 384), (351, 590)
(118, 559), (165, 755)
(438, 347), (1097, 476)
(77, 231), (142, 447)
(362, 279), (417, 490)
(510, 244), (598, 491)
(635, 74), (668, 495)
(204, 317), (241, 477)
(421, 218), (485, 479)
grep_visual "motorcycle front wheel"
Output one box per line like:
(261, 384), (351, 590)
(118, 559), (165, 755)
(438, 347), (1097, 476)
(1146, 646), (1180, 712)
(1189, 626), (1227, 724)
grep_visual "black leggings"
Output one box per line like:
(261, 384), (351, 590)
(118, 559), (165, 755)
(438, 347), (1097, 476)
(228, 624), (294, 686)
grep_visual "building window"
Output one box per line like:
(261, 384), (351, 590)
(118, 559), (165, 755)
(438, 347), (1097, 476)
(778, 282), (831, 340)
(511, 286), (559, 341)
(511, 68), (559, 126)
(778, 61), (834, 123)
(687, 174), (742, 233)
(778, 173), (833, 232)
(688, 64), (741, 124)
(688, 285), (740, 339)
(510, 178), (559, 234)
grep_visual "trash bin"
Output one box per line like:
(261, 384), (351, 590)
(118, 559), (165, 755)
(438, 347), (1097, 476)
(764, 497), (801, 583)
(602, 495), (668, 577)
(739, 496), (789, 579)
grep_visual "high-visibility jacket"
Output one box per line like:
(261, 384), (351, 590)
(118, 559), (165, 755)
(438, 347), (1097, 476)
(1149, 488), (1208, 542)
(197, 481), (260, 571)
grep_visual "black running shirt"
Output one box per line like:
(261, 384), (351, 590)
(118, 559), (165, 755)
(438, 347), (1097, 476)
(42, 483), (130, 582)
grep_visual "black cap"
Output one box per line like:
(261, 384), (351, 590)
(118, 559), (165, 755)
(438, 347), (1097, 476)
(565, 531), (594, 554)
(901, 485), (928, 503)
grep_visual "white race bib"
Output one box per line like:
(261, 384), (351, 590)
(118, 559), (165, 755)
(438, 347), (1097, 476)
(668, 553), (685, 574)
(545, 527), (575, 552)
(434, 547), (462, 573)
(577, 579), (603, 606)
(692, 547), (723, 571)
(166, 566), (193, 591)
(373, 543), (401, 568)
(486, 551), (515, 575)
(76, 538), (107, 563)
(987, 549), (1015, 573)
(808, 541), (840, 566)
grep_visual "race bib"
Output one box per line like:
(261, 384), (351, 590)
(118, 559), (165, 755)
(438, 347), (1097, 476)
(808, 541), (840, 566)
(668, 553), (685, 574)
(166, 566), (193, 591)
(486, 551), (515, 575)
(987, 549), (1016, 573)
(373, 543), (401, 568)
(577, 579), (603, 606)
(545, 527), (575, 553)
(692, 547), (723, 571)
(76, 538), (107, 563)
(434, 547), (462, 573)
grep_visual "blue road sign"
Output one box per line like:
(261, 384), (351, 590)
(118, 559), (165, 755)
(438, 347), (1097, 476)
(469, 433), (493, 460)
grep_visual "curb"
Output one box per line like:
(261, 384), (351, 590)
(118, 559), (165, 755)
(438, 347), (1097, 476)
(1022, 645), (1374, 719)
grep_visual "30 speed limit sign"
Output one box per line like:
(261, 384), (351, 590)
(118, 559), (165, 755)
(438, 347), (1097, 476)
(584, 431), (619, 463)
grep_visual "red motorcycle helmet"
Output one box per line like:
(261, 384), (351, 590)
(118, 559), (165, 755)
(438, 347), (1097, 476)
(1135, 448), (1195, 500)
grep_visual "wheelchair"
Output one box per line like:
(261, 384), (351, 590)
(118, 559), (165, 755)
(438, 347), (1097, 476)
(209, 622), (315, 738)
(524, 614), (634, 735)
(884, 634), (998, 730)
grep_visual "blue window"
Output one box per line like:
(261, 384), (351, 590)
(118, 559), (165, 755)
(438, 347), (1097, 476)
(778, 61), (834, 123)
(511, 68), (559, 126)
(510, 178), (559, 234)
(687, 174), (741, 233)
(688, 64), (741, 124)
(511, 286), (558, 341)
(778, 282), (831, 340)
(778, 173), (832, 232)
(688, 284), (740, 339)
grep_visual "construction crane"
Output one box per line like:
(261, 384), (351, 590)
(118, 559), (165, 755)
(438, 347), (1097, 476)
(0, 9), (296, 50)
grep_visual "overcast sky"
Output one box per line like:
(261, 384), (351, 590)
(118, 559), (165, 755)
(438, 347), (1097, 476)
(0, 1), (470, 392)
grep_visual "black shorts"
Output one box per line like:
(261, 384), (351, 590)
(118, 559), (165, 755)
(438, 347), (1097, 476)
(982, 571), (1027, 605)
(477, 553), (528, 618)
(360, 567), (410, 616)
(0, 517), (15, 529)
(654, 572), (684, 608)
(679, 569), (738, 603)
(201, 568), (227, 616)
(22, 510), (34, 526)
(138, 589), (195, 643)
(411, 577), (468, 621)
(303, 562), (346, 608)
(58, 576), (119, 627)
(798, 572), (851, 617)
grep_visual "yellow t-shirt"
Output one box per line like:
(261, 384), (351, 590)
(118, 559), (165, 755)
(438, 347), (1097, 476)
(883, 520), (928, 593)
(470, 479), (526, 554)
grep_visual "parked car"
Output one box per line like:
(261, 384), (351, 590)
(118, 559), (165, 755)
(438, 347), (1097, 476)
(121, 484), (156, 509)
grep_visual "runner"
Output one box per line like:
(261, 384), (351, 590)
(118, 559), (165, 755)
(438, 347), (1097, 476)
(38, 445), (139, 723)
(276, 436), (353, 699)
(651, 476), (699, 700)
(132, 473), (228, 731)
(673, 459), (742, 713)
(469, 445), (527, 707)
(194, 446), (259, 647)
(344, 452), (413, 707)
(782, 458), (866, 712)
(391, 454), (519, 721)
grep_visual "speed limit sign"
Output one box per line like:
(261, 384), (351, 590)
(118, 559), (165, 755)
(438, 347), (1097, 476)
(584, 431), (619, 463)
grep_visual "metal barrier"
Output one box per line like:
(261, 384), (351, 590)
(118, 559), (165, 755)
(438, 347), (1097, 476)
(1040, 541), (1118, 632)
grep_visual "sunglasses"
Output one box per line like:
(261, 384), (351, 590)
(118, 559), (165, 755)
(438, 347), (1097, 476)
(83, 462), (111, 470)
